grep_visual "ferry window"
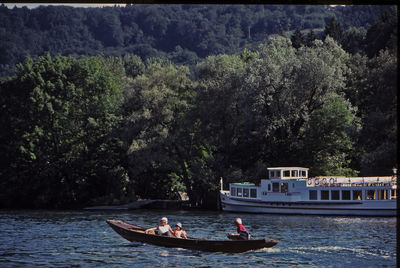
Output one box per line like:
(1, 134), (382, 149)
(268, 184), (271, 191)
(378, 189), (388, 200)
(250, 189), (257, 198)
(390, 189), (397, 199)
(243, 188), (249, 197)
(270, 171), (275, 177)
(321, 190), (329, 200)
(231, 187), (236, 196)
(272, 183), (279, 192)
(309, 190), (317, 200)
(366, 190), (376, 200)
(353, 190), (362, 200)
(331, 190), (340, 200)
(342, 190), (350, 200)
(237, 188), (242, 197)
(291, 170), (298, 177)
(301, 171), (306, 177)
(283, 170), (290, 177)
(281, 183), (288, 193)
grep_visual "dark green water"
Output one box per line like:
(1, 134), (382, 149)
(0, 210), (396, 267)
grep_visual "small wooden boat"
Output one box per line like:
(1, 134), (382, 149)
(106, 219), (279, 253)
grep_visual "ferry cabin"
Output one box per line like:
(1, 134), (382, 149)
(220, 167), (397, 216)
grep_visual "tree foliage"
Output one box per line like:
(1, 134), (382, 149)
(324, 17), (344, 44)
(239, 37), (353, 176)
(122, 58), (194, 200)
(364, 7), (397, 58)
(291, 28), (305, 49)
(0, 5), (397, 209)
(0, 55), (130, 208)
(355, 50), (397, 175)
(0, 4), (394, 77)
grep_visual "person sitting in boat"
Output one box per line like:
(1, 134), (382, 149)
(227, 218), (250, 240)
(145, 217), (174, 237)
(173, 222), (187, 239)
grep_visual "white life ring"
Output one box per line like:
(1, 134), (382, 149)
(307, 178), (313, 185)
(329, 178), (335, 184)
(314, 178), (320, 185)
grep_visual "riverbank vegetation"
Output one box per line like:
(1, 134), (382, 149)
(0, 5), (397, 208)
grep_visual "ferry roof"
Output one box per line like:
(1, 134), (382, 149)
(267, 167), (309, 170)
(231, 182), (255, 186)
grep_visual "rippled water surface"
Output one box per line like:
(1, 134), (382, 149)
(0, 210), (396, 267)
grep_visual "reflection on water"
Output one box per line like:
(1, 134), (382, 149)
(0, 210), (396, 267)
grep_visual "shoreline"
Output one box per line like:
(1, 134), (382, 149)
(83, 199), (192, 211)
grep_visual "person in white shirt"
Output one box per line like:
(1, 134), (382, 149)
(145, 217), (174, 237)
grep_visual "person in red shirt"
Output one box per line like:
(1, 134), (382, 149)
(227, 218), (250, 240)
(173, 222), (187, 239)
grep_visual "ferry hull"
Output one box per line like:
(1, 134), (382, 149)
(221, 194), (397, 216)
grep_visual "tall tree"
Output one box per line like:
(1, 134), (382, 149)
(122, 58), (195, 200)
(194, 54), (247, 175)
(341, 26), (367, 54)
(291, 27), (305, 49)
(356, 50), (397, 175)
(0, 54), (129, 208)
(301, 93), (359, 176)
(305, 29), (317, 47)
(324, 17), (344, 44)
(364, 7), (397, 58)
(241, 36), (354, 175)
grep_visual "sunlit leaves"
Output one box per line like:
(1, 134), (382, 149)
(122, 58), (193, 199)
(301, 93), (359, 176)
(202, 36), (357, 177)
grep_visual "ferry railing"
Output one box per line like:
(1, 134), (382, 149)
(308, 182), (393, 187)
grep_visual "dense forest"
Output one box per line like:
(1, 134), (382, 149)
(0, 4), (395, 77)
(0, 5), (397, 209)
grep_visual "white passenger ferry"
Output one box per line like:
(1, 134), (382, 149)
(220, 167), (397, 216)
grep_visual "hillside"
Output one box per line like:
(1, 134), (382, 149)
(0, 4), (393, 77)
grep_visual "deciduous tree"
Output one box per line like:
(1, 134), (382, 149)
(0, 54), (129, 208)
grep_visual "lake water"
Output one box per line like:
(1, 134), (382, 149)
(0, 209), (396, 267)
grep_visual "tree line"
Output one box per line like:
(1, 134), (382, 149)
(0, 4), (394, 77)
(0, 5), (397, 209)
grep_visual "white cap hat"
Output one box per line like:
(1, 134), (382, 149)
(161, 217), (168, 223)
(176, 222), (182, 228)
(235, 218), (242, 224)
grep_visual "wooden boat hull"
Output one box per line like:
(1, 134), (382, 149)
(106, 219), (278, 253)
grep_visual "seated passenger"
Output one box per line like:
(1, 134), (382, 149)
(173, 222), (187, 239)
(145, 217), (174, 237)
(227, 217), (250, 240)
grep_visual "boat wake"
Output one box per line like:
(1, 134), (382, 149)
(286, 245), (393, 259)
(256, 247), (281, 253)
